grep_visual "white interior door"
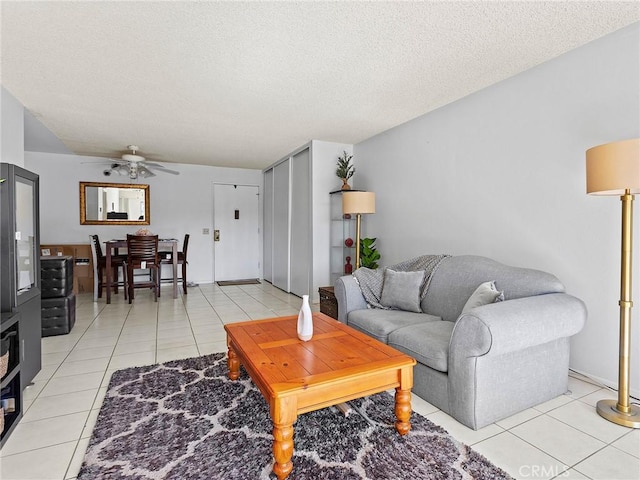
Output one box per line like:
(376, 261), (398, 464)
(213, 184), (260, 281)
(290, 148), (311, 297)
(263, 168), (274, 283)
(272, 159), (290, 291)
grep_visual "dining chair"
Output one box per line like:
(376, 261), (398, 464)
(159, 234), (190, 294)
(89, 234), (127, 302)
(125, 234), (160, 303)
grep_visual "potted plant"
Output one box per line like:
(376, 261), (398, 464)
(336, 151), (355, 190)
(359, 237), (381, 269)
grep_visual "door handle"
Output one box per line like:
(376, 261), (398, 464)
(214, 230), (220, 241)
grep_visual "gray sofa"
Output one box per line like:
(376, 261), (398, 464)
(335, 255), (586, 430)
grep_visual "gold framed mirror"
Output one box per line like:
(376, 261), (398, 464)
(79, 182), (150, 225)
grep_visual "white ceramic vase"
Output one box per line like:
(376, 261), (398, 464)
(297, 295), (313, 341)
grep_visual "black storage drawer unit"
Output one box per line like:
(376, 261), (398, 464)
(41, 294), (76, 337)
(41, 256), (73, 298)
(40, 256), (76, 336)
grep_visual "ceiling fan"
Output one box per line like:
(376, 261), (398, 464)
(100, 145), (180, 179)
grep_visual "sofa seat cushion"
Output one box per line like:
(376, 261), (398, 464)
(347, 309), (440, 344)
(388, 321), (455, 373)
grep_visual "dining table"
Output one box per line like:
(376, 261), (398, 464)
(105, 238), (178, 304)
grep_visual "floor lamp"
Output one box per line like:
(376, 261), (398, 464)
(586, 138), (640, 428)
(342, 191), (376, 270)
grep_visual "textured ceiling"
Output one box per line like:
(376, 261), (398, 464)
(1, 1), (639, 169)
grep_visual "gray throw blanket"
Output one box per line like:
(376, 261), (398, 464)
(353, 254), (450, 310)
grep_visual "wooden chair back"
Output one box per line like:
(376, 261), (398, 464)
(182, 234), (190, 260)
(90, 234), (104, 259)
(125, 234), (159, 303)
(126, 234), (159, 267)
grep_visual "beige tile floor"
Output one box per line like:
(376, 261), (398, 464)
(1, 282), (638, 480)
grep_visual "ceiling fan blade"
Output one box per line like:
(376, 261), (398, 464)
(143, 162), (180, 175)
(80, 159), (117, 165)
(110, 158), (129, 164)
(155, 168), (180, 175)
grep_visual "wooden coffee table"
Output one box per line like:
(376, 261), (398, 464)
(224, 312), (416, 480)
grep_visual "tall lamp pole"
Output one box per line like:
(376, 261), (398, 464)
(586, 138), (640, 428)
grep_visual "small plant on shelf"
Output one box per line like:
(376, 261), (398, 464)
(336, 151), (355, 190)
(359, 237), (380, 269)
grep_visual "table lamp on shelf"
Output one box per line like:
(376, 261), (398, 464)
(342, 191), (376, 270)
(586, 137), (640, 428)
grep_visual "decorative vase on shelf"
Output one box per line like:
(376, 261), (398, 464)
(297, 295), (313, 341)
(344, 237), (353, 247)
(341, 178), (351, 190)
(344, 256), (353, 274)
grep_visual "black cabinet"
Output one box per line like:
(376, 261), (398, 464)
(16, 296), (41, 388)
(0, 163), (41, 445)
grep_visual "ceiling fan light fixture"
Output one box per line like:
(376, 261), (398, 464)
(129, 164), (139, 179)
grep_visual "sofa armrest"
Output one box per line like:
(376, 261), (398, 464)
(447, 292), (586, 429)
(334, 275), (368, 324)
(450, 293), (587, 358)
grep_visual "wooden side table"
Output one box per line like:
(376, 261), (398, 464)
(318, 286), (338, 319)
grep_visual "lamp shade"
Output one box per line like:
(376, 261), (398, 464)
(343, 191), (376, 214)
(586, 138), (640, 195)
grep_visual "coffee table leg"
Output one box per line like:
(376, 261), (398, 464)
(395, 387), (412, 435)
(272, 397), (297, 479)
(227, 344), (240, 380)
(273, 423), (294, 479)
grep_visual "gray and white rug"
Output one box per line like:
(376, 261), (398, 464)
(78, 353), (513, 479)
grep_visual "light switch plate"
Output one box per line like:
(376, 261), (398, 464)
(203, 228), (210, 235)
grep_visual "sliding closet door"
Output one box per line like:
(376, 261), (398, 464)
(272, 159), (290, 292)
(289, 148), (311, 297)
(263, 168), (274, 283)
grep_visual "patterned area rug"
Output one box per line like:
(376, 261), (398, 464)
(78, 353), (513, 479)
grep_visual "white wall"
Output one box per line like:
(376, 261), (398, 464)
(1, 87), (25, 167)
(354, 23), (640, 397)
(25, 152), (262, 284)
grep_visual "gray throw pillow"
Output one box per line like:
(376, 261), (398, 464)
(380, 268), (425, 313)
(461, 281), (504, 314)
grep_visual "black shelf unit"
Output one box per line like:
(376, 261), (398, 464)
(329, 190), (360, 285)
(1, 311), (22, 447)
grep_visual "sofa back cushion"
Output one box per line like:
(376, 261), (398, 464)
(421, 255), (566, 322)
(380, 268), (425, 312)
